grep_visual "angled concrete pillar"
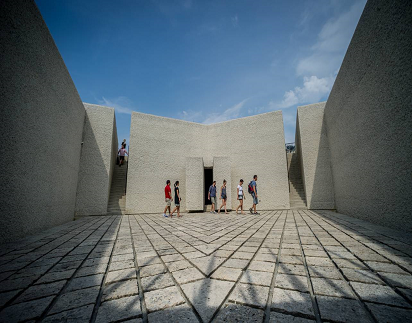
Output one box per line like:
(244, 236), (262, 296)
(213, 157), (232, 210)
(186, 157), (204, 211)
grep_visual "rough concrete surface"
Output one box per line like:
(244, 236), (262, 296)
(75, 104), (118, 216)
(0, 0), (85, 243)
(323, 0), (412, 231)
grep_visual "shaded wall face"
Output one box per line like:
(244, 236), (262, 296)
(127, 111), (290, 213)
(75, 104), (117, 216)
(296, 103), (335, 209)
(0, 0), (85, 242)
(324, 0), (412, 231)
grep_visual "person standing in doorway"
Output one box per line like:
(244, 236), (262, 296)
(236, 179), (245, 214)
(118, 145), (128, 167)
(208, 181), (217, 214)
(171, 181), (181, 218)
(249, 175), (259, 215)
(218, 180), (228, 214)
(163, 180), (172, 218)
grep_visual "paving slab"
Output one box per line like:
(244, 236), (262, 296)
(95, 295), (142, 322)
(0, 295), (55, 322)
(14, 280), (66, 304)
(378, 272), (412, 289)
(366, 303), (412, 323)
(148, 303), (198, 322)
(272, 287), (315, 318)
(49, 286), (99, 314)
(145, 285), (186, 313)
(228, 283), (269, 309)
(311, 278), (354, 298)
(222, 258), (250, 269)
(141, 273), (174, 292)
(350, 282), (411, 307)
(211, 267), (243, 282)
(106, 268), (136, 284)
(43, 304), (94, 322)
(103, 279), (139, 301)
(340, 268), (384, 284)
(275, 274), (309, 292)
(215, 303), (264, 322)
(165, 259), (193, 272)
(269, 311), (316, 322)
(239, 270), (273, 286)
(172, 267), (204, 284)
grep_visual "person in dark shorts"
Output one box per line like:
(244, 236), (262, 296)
(118, 145), (128, 167)
(208, 181), (217, 214)
(163, 180), (172, 218)
(236, 179), (245, 214)
(170, 181), (182, 218)
(218, 179), (228, 214)
(249, 175), (259, 215)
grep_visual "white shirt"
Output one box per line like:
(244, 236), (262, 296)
(237, 184), (243, 196)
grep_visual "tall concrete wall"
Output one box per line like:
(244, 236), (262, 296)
(0, 0), (85, 242)
(186, 158), (204, 211)
(324, 0), (412, 231)
(75, 104), (118, 216)
(127, 110), (289, 213)
(296, 102), (335, 209)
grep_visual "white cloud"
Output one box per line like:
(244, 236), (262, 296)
(203, 98), (248, 124)
(99, 96), (135, 114)
(179, 109), (203, 122)
(231, 14), (239, 27)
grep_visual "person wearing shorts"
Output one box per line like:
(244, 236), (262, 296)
(218, 179), (228, 214)
(118, 145), (128, 167)
(249, 175), (259, 215)
(170, 181), (182, 218)
(163, 180), (172, 217)
(208, 181), (217, 214)
(236, 179), (245, 214)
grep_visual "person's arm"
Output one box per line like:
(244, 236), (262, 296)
(177, 188), (181, 201)
(219, 186), (222, 199)
(253, 184), (257, 197)
(237, 186), (239, 199)
(208, 188), (210, 200)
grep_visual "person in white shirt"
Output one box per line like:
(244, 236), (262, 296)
(236, 179), (245, 214)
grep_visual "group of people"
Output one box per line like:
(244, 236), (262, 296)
(208, 175), (259, 215)
(162, 175), (260, 218)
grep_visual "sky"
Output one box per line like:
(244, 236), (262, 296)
(35, 0), (366, 145)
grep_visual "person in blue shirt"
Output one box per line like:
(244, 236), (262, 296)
(249, 175), (260, 215)
(208, 181), (217, 214)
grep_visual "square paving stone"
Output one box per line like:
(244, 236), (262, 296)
(240, 270), (273, 286)
(340, 268), (383, 284)
(215, 303), (264, 322)
(50, 260), (83, 273)
(269, 311), (316, 322)
(108, 260), (135, 272)
(141, 273), (174, 292)
(212, 250), (233, 258)
(43, 304), (94, 322)
(254, 253), (278, 263)
(103, 279), (139, 301)
(248, 261), (276, 272)
(181, 278), (234, 322)
(228, 283), (269, 309)
(95, 295), (142, 322)
(172, 267), (204, 284)
(378, 272), (412, 289)
(280, 255), (304, 265)
(282, 249), (302, 256)
(0, 295), (55, 322)
(278, 264), (307, 276)
(148, 303), (197, 322)
(183, 251), (205, 259)
(303, 250), (328, 258)
(211, 267), (243, 282)
(317, 295), (370, 323)
(112, 253), (135, 262)
(275, 274), (309, 292)
(35, 269), (75, 284)
(272, 288), (314, 318)
(232, 251), (254, 260)
(191, 256), (226, 276)
(49, 286), (99, 314)
(305, 257), (334, 267)
(350, 282), (411, 307)
(0, 289), (21, 307)
(334, 259), (367, 270)
(76, 264), (107, 277)
(144, 285), (185, 312)
(161, 254), (184, 263)
(366, 302), (412, 322)
(399, 288), (412, 302)
(106, 268), (136, 284)
(311, 278), (354, 298)
(83, 257), (110, 267)
(14, 280), (66, 304)
(365, 261), (408, 274)
(138, 256), (162, 267)
(66, 274), (104, 292)
(165, 260), (192, 272)
(139, 264), (166, 278)
(308, 266), (342, 280)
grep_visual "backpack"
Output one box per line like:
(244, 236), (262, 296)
(248, 181), (254, 194)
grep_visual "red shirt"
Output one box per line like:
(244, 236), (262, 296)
(165, 185), (172, 199)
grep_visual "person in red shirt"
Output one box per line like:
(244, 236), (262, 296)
(163, 180), (172, 217)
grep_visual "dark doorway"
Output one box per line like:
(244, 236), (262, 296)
(204, 168), (213, 206)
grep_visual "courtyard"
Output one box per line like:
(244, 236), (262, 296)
(0, 210), (411, 322)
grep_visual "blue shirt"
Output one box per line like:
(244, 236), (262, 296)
(251, 180), (257, 194)
(209, 185), (216, 197)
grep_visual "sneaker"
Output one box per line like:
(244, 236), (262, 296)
(213, 211), (217, 214)
(254, 212), (260, 215)
(210, 211), (213, 214)
(163, 213), (168, 218)
(249, 208), (253, 214)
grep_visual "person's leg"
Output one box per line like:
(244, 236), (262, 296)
(224, 199), (227, 214)
(177, 206), (180, 217)
(240, 199), (244, 214)
(171, 206), (177, 216)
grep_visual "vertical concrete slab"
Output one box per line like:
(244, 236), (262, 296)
(0, 0), (85, 243)
(75, 104), (117, 216)
(324, 0), (412, 231)
(213, 157), (232, 210)
(296, 102), (335, 209)
(185, 158), (204, 211)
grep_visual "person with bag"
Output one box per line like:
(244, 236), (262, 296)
(170, 181), (182, 218)
(236, 179), (245, 214)
(248, 175), (259, 215)
(208, 181), (217, 214)
(218, 179), (228, 214)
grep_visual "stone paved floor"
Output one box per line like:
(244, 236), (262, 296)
(0, 210), (412, 323)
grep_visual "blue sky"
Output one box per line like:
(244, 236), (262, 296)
(36, 0), (366, 144)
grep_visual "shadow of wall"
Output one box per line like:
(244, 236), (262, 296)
(0, 0), (85, 243)
(323, 0), (412, 232)
(75, 104), (118, 216)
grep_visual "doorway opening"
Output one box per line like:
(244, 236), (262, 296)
(204, 168), (213, 206)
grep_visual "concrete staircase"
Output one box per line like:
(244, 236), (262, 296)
(107, 161), (128, 215)
(287, 152), (307, 210)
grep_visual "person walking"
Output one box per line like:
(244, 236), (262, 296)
(218, 180), (228, 214)
(170, 181), (182, 218)
(249, 175), (259, 215)
(236, 179), (245, 214)
(118, 145), (128, 167)
(163, 180), (172, 218)
(208, 181), (217, 214)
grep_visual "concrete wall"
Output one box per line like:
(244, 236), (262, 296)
(186, 158), (204, 211)
(296, 102), (335, 209)
(0, 0), (85, 242)
(127, 110), (289, 213)
(75, 104), (118, 216)
(324, 0), (412, 231)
